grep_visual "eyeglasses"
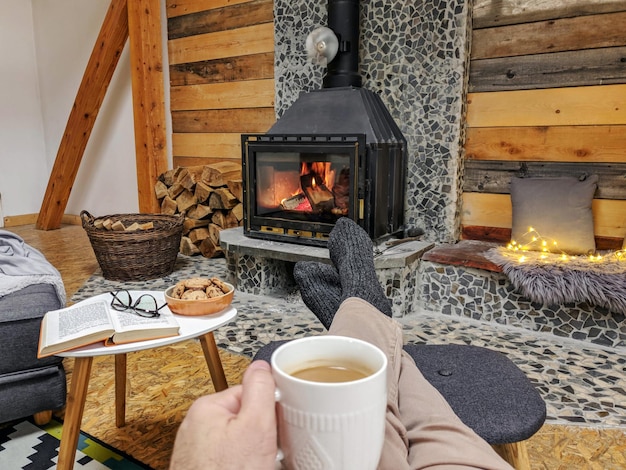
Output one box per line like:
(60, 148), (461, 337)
(109, 290), (165, 318)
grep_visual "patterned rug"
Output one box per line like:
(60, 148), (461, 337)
(0, 418), (150, 469)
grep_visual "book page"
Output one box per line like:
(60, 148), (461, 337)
(55, 300), (112, 341)
(109, 308), (179, 333)
(38, 300), (115, 357)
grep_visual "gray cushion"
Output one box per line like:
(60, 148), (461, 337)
(0, 283), (64, 375)
(404, 343), (545, 444)
(510, 175), (598, 255)
(254, 340), (546, 445)
(0, 365), (66, 423)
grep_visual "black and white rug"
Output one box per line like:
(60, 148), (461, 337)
(0, 418), (150, 470)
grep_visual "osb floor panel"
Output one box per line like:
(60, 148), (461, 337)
(7, 224), (626, 469)
(58, 341), (250, 470)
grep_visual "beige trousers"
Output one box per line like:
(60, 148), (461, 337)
(329, 298), (513, 470)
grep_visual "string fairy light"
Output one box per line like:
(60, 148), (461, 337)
(506, 227), (624, 264)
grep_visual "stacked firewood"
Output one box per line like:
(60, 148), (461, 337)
(155, 162), (243, 258)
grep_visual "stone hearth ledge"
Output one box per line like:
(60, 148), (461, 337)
(219, 227), (434, 317)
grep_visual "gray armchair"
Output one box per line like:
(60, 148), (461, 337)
(0, 231), (67, 424)
(0, 283), (67, 424)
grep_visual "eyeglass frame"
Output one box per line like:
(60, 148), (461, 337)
(109, 290), (166, 318)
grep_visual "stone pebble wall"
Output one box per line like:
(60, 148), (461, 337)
(225, 249), (420, 318)
(417, 261), (626, 349)
(273, 0), (472, 244)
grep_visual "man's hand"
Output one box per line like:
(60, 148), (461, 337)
(170, 360), (277, 469)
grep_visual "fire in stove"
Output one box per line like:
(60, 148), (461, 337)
(272, 162), (349, 216)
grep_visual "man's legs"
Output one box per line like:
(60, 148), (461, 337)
(295, 219), (511, 469)
(330, 298), (511, 470)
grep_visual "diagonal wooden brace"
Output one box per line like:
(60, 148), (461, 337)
(37, 0), (167, 230)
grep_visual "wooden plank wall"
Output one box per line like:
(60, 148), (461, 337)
(164, 0), (626, 248)
(463, 0), (626, 249)
(165, 0), (276, 168)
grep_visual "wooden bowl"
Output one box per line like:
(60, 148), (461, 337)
(164, 282), (235, 316)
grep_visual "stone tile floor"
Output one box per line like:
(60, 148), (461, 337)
(74, 255), (626, 430)
(220, 291), (626, 429)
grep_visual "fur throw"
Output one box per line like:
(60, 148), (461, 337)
(485, 247), (626, 313)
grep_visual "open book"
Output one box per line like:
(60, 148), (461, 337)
(38, 299), (180, 358)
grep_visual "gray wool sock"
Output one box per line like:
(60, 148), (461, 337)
(293, 261), (342, 329)
(328, 218), (392, 317)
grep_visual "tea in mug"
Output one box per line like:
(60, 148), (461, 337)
(290, 361), (373, 383)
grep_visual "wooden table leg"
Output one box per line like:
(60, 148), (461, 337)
(57, 357), (93, 470)
(115, 353), (127, 427)
(199, 332), (228, 392)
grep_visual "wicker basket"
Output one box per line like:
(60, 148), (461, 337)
(81, 211), (184, 281)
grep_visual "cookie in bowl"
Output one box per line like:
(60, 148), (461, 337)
(165, 277), (234, 316)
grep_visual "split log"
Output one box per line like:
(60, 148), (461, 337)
(154, 180), (168, 199)
(232, 203), (244, 221)
(212, 210), (238, 229)
(161, 196), (177, 215)
(111, 221), (126, 231)
(176, 189), (197, 213)
(168, 182), (185, 199)
(301, 173), (334, 210)
(227, 179), (243, 201)
(195, 181), (213, 203)
(186, 204), (212, 220)
(209, 188), (238, 210)
(180, 236), (201, 256)
(189, 227), (210, 244)
(199, 237), (222, 258)
(176, 167), (197, 191)
(183, 217), (210, 234)
(160, 167), (182, 186)
(208, 223), (221, 246)
(155, 163), (244, 258)
(202, 161), (242, 187)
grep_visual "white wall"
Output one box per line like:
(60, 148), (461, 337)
(0, 0), (171, 223)
(0, 1), (49, 222)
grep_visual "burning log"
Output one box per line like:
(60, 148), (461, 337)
(155, 163), (244, 258)
(332, 168), (350, 212)
(280, 194), (307, 210)
(300, 172), (335, 212)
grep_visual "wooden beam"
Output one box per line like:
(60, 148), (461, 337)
(36, 0), (129, 230)
(128, 0), (168, 213)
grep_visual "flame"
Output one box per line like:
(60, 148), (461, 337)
(301, 162), (336, 189)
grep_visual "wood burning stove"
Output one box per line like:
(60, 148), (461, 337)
(241, 0), (407, 247)
(241, 87), (406, 248)
(242, 134), (364, 246)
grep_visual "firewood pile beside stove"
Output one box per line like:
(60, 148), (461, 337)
(155, 162), (243, 258)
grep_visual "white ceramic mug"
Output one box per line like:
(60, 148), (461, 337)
(271, 335), (388, 470)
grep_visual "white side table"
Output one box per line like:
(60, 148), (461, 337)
(54, 290), (237, 470)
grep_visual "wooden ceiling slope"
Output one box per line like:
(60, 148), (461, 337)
(166, 0), (276, 168)
(37, 0), (168, 230)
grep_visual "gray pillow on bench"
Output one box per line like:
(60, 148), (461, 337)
(510, 175), (598, 255)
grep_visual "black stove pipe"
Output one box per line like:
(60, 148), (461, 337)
(323, 0), (362, 88)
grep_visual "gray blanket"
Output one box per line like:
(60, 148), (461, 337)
(0, 230), (66, 306)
